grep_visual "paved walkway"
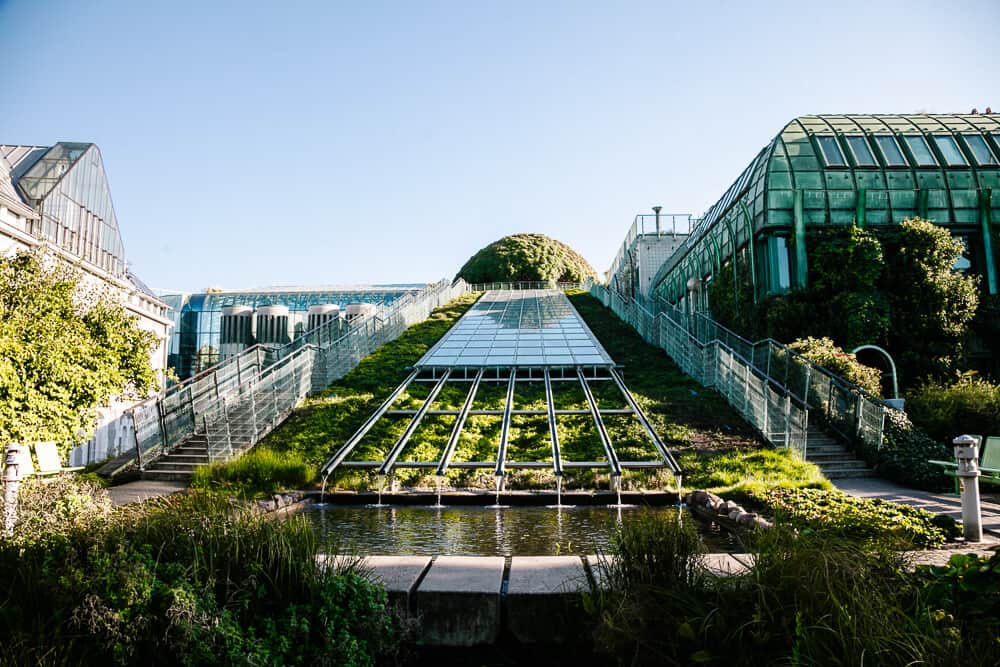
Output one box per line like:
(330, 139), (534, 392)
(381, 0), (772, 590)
(107, 480), (188, 506)
(834, 476), (1000, 543)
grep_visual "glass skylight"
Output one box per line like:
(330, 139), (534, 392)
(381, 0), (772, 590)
(845, 136), (876, 166)
(963, 134), (997, 166)
(903, 135), (938, 167)
(933, 135), (968, 166)
(816, 136), (846, 167)
(417, 290), (614, 368)
(874, 135), (907, 166)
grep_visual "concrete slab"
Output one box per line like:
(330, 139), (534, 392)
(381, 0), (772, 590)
(506, 556), (588, 643)
(364, 555), (432, 611)
(107, 480), (187, 506)
(415, 556), (504, 646)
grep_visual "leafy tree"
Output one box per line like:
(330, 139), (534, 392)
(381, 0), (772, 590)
(457, 233), (597, 284)
(880, 218), (979, 382)
(0, 250), (158, 458)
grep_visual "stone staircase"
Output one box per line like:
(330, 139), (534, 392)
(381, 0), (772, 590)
(805, 426), (873, 479)
(141, 434), (210, 481)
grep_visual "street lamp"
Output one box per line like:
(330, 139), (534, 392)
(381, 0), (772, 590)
(652, 205), (662, 236)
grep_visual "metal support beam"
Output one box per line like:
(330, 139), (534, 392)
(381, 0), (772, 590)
(494, 370), (517, 478)
(544, 369), (563, 476)
(609, 369), (682, 474)
(578, 368), (621, 478)
(320, 369), (419, 477)
(793, 189), (808, 289)
(740, 202), (758, 303)
(856, 187), (866, 228)
(378, 370), (451, 476)
(435, 369), (483, 476)
(980, 188), (997, 295)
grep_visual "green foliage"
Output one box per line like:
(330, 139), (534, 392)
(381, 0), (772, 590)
(787, 336), (883, 396)
(915, 550), (1000, 628)
(0, 250), (158, 458)
(866, 409), (953, 491)
(1, 489), (401, 666)
(746, 487), (955, 548)
(882, 218), (980, 382)
(589, 518), (997, 665)
(709, 220), (982, 389)
(678, 447), (830, 499)
(906, 372), (1000, 444)
(191, 447), (316, 498)
(456, 233), (597, 284)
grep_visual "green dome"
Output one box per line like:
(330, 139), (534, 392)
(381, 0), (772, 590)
(457, 234), (597, 284)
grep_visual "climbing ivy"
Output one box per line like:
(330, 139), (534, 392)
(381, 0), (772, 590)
(0, 250), (159, 457)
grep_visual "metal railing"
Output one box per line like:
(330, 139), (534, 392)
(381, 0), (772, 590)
(130, 279), (472, 469)
(466, 281), (585, 292)
(588, 281), (888, 457)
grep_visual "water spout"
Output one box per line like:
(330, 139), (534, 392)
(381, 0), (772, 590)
(609, 474), (633, 508)
(319, 475), (328, 506)
(432, 475), (445, 509)
(487, 474), (508, 509)
(676, 474), (684, 507)
(369, 473), (389, 508)
(547, 475), (573, 509)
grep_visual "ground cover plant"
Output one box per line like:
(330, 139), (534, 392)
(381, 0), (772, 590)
(1, 478), (402, 666)
(587, 513), (1000, 666)
(260, 289), (790, 493)
(456, 233), (597, 284)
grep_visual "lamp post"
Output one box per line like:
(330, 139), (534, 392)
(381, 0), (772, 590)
(3, 442), (23, 537)
(953, 434), (983, 543)
(652, 205), (662, 236)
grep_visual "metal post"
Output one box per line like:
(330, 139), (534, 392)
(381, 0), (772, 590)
(953, 435), (983, 543)
(3, 443), (24, 537)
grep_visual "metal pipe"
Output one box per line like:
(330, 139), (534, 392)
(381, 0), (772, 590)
(578, 368), (621, 478)
(436, 369), (483, 476)
(494, 370), (517, 478)
(378, 370), (451, 476)
(545, 369), (563, 476)
(320, 369), (420, 477)
(609, 368), (681, 474)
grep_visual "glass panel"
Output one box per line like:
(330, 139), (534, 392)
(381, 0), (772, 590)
(903, 135), (937, 167)
(768, 237), (790, 291)
(875, 135), (906, 166)
(964, 135), (998, 166)
(933, 135), (967, 166)
(816, 136), (846, 167)
(845, 136), (876, 166)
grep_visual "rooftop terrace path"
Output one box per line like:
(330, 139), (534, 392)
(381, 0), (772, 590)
(835, 476), (1000, 541)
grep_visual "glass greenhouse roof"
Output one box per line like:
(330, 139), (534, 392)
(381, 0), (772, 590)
(417, 289), (613, 368)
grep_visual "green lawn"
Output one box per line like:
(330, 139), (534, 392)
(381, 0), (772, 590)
(254, 290), (825, 494)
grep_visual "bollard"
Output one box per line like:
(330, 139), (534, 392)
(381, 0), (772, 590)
(953, 434), (983, 543)
(3, 442), (24, 537)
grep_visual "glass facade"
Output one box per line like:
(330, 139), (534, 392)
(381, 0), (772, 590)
(12, 143), (127, 277)
(162, 286), (423, 378)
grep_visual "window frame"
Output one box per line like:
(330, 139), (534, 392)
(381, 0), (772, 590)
(814, 135), (848, 168)
(844, 135), (878, 168)
(901, 134), (939, 168)
(873, 134), (908, 167)
(931, 134), (969, 167)
(961, 134), (999, 166)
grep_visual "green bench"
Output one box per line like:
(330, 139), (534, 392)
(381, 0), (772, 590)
(929, 435), (1000, 494)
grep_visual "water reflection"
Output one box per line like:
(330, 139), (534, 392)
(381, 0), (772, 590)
(300, 505), (733, 556)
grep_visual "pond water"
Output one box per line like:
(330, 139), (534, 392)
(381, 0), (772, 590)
(301, 504), (738, 556)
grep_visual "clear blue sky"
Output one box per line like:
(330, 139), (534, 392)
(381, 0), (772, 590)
(2, 0), (997, 292)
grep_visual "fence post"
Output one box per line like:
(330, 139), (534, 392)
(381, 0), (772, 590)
(802, 364), (812, 408)
(783, 395), (791, 449)
(131, 409), (144, 469)
(222, 396), (233, 459)
(156, 400), (168, 457)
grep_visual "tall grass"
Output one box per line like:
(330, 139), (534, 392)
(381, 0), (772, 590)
(0, 489), (399, 666)
(191, 447), (315, 498)
(589, 514), (1000, 666)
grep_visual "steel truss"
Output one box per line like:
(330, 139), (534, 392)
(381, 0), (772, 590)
(319, 365), (682, 483)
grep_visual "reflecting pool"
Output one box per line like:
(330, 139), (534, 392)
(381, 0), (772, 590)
(301, 504), (737, 556)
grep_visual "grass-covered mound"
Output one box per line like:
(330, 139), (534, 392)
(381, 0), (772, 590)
(258, 289), (824, 495)
(456, 233), (597, 284)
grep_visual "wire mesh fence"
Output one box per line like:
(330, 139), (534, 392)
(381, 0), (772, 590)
(130, 279), (472, 468)
(588, 280), (888, 455)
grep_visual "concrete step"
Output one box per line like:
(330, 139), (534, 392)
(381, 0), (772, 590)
(822, 468), (876, 479)
(161, 454), (209, 464)
(140, 469), (195, 482)
(146, 461), (203, 473)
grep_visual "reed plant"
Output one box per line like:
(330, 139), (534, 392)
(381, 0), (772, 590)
(588, 513), (1000, 666)
(191, 447), (315, 498)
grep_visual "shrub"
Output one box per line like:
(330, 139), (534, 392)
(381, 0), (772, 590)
(0, 492), (401, 665)
(866, 409), (953, 491)
(747, 487), (956, 548)
(906, 372), (1000, 444)
(788, 336), (882, 397)
(191, 447), (315, 498)
(456, 233), (597, 284)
